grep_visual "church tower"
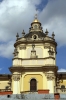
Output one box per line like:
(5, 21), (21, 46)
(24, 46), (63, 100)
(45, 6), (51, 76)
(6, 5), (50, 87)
(9, 14), (58, 94)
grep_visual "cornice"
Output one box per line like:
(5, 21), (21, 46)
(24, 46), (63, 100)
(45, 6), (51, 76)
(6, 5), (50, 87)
(0, 74), (12, 80)
(9, 66), (58, 73)
(12, 56), (55, 60)
(14, 39), (57, 47)
(57, 72), (66, 79)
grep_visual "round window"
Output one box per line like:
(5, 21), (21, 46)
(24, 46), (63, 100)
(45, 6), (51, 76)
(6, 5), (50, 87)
(33, 35), (37, 39)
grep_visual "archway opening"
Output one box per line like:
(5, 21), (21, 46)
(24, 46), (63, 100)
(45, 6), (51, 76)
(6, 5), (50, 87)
(30, 78), (37, 91)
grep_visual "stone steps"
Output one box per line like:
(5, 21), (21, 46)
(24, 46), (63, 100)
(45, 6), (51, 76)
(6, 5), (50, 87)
(0, 93), (66, 100)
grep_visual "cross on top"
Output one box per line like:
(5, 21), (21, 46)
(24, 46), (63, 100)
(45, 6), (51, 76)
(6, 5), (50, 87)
(34, 8), (38, 19)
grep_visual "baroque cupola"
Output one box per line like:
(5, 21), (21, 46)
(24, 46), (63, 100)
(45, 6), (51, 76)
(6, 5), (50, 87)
(9, 12), (58, 95)
(24, 14), (46, 39)
(29, 14), (43, 33)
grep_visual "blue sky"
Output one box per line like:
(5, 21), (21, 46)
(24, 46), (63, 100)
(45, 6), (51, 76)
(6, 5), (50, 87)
(0, 0), (2, 2)
(0, 0), (66, 74)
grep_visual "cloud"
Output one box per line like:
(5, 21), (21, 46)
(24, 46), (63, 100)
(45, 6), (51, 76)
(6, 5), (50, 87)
(0, 0), (66, 58)
(0, 0), (41, 58)
(58, 68), (66, 72)
(0, 40), (14, 58)
(0, 67), (3, 71)
(0, 0), (41, 42)
(39, 0), (66, 47)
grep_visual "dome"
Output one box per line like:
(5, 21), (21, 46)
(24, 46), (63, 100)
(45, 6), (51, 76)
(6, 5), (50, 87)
(33, 19), (39, 23)
(31, 13), (41, 26)
(31, 18), (41, 26)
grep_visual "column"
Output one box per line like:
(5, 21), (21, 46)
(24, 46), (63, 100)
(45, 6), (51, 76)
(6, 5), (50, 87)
(12, 74), (20, 94)
(45, 73), (55, 93)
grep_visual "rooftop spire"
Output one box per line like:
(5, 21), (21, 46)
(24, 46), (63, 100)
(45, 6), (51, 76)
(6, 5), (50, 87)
(34, 8), (38, 19)
(30, 9), (43, 32)
(32, 9), (39, 23)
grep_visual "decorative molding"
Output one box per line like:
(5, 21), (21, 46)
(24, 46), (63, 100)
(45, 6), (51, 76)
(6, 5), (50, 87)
(44, 44), (50, 49)
(14, 39), (57, 48)
(9, 66), (58, 74)
(19, 45), (26, 50)
(13, 48), (19, 57)
(45, 73), (55, 80)
(48, 47), (54, 56)
(48, 51), (54, 56)
(44, 46), (50, 49)
(13, 75), (20, 81)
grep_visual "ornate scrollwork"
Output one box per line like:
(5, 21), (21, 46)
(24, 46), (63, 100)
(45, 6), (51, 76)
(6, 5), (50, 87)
(45, 73), (55, 80)
(13, 75), (20, 81)
(19, 46), (26, 50)
(48, 47), (54, 56)
(44, 44), (50, 49)
(13, 48), (19, 57)
(44, 46), (50, 49)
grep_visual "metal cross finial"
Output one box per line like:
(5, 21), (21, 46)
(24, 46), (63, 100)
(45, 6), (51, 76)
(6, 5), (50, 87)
(34, 8), (38, 19)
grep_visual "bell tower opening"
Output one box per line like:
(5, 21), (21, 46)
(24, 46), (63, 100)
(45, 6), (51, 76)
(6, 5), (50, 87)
(30, 78), (37, 91)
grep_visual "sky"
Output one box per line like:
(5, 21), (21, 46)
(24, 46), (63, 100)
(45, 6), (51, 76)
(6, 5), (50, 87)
(0, 0), (66, 74)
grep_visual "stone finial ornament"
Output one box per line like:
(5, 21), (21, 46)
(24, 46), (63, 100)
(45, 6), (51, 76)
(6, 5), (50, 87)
(52, 32), (55, 39)
(16, 33), (19, 40)
(45, 29), (49, 35)
(22, 30), (25, 37)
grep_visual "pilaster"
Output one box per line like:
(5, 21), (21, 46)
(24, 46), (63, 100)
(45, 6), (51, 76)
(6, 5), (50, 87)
(12, 74), (20, 94)
(45, 73), (56, 93)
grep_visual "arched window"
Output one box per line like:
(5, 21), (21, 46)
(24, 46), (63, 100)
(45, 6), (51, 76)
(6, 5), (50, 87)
(30, 78), (37, 91)
(61, 85), (65, 89)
